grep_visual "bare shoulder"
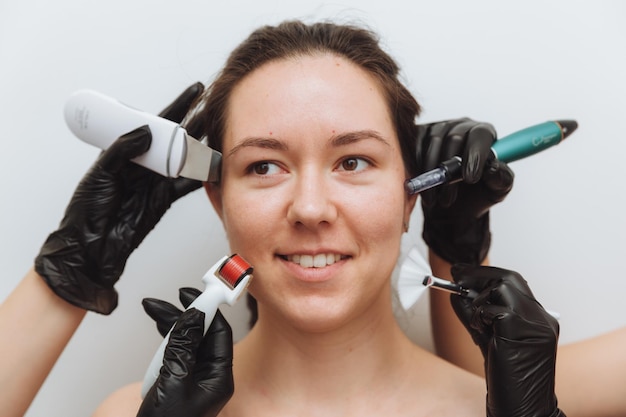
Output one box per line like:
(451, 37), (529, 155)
(91, 381), (143, 417)
(403, 347), (486, 416)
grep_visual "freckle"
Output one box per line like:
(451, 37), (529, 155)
(269, 131), (273, 135)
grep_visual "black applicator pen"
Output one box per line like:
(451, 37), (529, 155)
(405, 119), (578, 195)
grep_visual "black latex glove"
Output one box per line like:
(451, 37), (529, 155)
(143, 287), (202, 337)
(450, 264), (566, 417)
(34, 83), (205, 314)
(137, 306), (234, 417)
(416, 118), (514, 265)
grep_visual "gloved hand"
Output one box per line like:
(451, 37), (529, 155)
(137, 305), (234, 417)
(450, 264), (566, 417)
(137, 288), (234, 417)
(34, 83), (205, 314)
(416, 118), (514, 265)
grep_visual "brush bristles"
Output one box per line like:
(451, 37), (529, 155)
(218, 254), (253, 289)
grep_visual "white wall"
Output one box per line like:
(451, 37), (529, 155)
(1, 0), (624, 415)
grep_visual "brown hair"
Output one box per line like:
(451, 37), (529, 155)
(187, 19), (422, 177)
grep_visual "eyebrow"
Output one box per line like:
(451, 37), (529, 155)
(227, 137), (288, 158)
(329, 130), (391, 148)
(227, 129), (391, 158)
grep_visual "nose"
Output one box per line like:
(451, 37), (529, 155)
(286, 170), (338, 230)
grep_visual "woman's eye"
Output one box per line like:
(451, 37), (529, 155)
(338, 157), (370, 172)
(251, 161), (281, 175)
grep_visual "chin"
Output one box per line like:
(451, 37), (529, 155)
(278, 294), (372, 334)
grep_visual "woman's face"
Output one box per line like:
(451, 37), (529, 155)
(207, 54), (416, 332)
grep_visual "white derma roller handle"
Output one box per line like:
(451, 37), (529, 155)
(64, 89), (187, 178)
(140, 256), (252, 398)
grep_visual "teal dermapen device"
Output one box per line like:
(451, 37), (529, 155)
(404, 120), (578, 195)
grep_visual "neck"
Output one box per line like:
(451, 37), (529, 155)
(232, 290), (419, 410)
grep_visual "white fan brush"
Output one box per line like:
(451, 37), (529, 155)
(396, 246), (560, 319)
(396, 246), (432, 310)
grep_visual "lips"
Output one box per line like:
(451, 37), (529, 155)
(283, 253), (347, 268)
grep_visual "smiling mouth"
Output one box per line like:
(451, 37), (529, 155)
(279, 254), (348, 268)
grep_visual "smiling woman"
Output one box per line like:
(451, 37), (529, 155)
(87, 20), (562, 417)
(2, 4), (626, 416)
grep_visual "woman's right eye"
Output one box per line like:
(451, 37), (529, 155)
(249, 161), (282, 176)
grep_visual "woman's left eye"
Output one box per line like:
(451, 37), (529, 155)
(338, 157), (370, 172)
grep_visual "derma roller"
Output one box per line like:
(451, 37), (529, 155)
(141, 254), (253, 397)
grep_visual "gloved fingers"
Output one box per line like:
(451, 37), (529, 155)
(452, 264), (534, 311)
(418, 130), (443, 209)
(475, 298), (559, 347)
(453, 265), (559, 337)
(168, 176), (202, 201)
(482, 268), (535, 305)
(413, 124), (429, 177)
(436, 121), (472, 207)
(438, 121), (497, 207)
(418, 120), (456, 207)
(470, 303), (511, 334)
(200, 310), (233, 362)
(418, 118), (493, 207)
(142, 297), (183, 337)
(161, 308), (205, 381)
(421, 120), (455, 172)
(179, 287), (203, 308)
(158, 82), (204, 123)
(450, 263), (503, 288)
(439, 120), (495, 182)
(481, 159), (515, 201)
(487, 278), (560, 338)
(449, 291), (474, 329)
(439, 121), (469, 163)
(196, 310), (234, 392)
(451, 263), (530, 290)
(449, 292), (492, 356)
(140, 287), (204, 338)
(460, 122), (497, 183)
(450, 263), (517, 333)
(97, 126), (152, 174)
(434, 183), (457, 208)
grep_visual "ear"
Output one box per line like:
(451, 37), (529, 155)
(403, 193), (418, 231)
(204, 182), (224, 220)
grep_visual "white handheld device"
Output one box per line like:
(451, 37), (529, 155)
(64, 89), (221, 181)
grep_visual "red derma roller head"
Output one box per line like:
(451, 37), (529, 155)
(219, 254), (253, 288)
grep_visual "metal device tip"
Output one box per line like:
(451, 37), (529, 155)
(556, 120), (578, 139)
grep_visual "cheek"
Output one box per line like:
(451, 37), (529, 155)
(367, 202), (405, 249)
(220, 191), (283, 254)
(350, 183), (406, 234)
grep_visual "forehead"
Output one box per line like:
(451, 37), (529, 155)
(224, 54), (394, 146)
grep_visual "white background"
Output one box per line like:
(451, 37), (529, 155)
(1, 1), (625, 415)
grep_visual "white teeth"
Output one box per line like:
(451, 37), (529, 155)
(287, 253), (343, 268)
(300, 255), (313, 268)
(313, 254), (326, 267)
